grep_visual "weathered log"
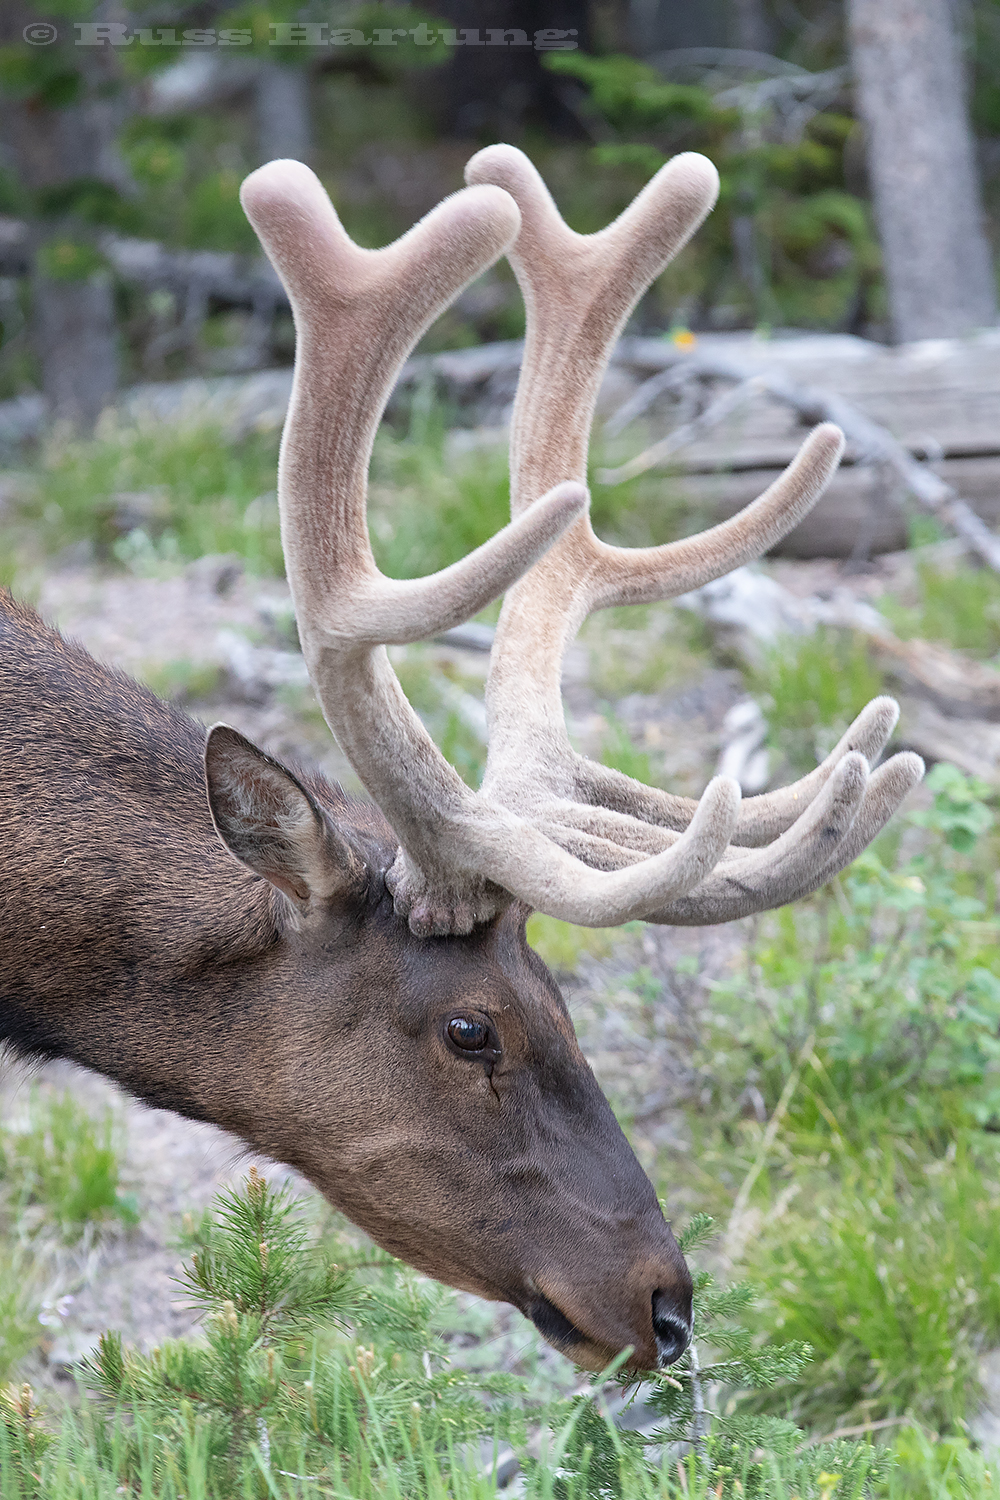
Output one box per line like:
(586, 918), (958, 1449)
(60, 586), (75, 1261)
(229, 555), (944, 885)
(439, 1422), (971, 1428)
(601, 341), (1000, 572)
(868, 634), (1000, 722)
(675, 453), (1000, 560)
(677, 562), (1000, 776)
(4, 330), (1000, 574)
(99, 233), (284, 311)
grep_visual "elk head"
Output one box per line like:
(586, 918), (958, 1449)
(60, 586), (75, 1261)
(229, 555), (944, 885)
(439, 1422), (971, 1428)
(206, 149), (922, 1373)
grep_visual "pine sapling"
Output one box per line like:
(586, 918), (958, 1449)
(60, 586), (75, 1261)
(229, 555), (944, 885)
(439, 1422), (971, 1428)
(532, 1215), (891, 1499)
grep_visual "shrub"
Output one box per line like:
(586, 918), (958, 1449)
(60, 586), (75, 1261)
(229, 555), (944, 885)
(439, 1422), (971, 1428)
(701, 764), (1000, 1136)
(15, 419), (283, 573)
(529, 1216), (888, 1499)
(747, 1139), (1000, 1433)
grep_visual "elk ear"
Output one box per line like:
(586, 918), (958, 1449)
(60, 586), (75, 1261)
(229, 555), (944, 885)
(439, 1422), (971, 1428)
(204, 725), (367, 910)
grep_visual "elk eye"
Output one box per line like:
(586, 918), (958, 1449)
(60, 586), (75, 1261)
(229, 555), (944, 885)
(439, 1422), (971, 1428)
(446, 1015), (491, 1053)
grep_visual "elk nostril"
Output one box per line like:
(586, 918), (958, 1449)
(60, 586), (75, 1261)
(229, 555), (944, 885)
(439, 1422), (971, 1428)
(652, 1291), (692, 1367)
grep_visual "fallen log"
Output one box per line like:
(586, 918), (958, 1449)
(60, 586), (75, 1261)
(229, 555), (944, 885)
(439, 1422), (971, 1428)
(3, 331), (1000, 573)
(99, 233), (284, 312)
(0, 215), (286, 312)
(599, 347), (1000, 573)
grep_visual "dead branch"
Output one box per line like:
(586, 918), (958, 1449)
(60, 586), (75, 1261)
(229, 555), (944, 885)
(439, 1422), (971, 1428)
(597, 377), (764, 482)
(99, 233), (284, 312)
(0, 215), (285, 314)
(602, 346), (1000, 574)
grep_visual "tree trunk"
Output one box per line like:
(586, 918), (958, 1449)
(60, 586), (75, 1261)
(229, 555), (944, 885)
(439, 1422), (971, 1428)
(0, 3), (130, 427)
(33, 272), (119, 429)
(848, 0), (997, 342)
(254, 63), (312, 165)
(730, 0), (776, 56)
(432, 0), (591, 137)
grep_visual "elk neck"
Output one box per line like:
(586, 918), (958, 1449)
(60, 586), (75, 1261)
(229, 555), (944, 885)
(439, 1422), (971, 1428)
(0, 590), (378, 1145)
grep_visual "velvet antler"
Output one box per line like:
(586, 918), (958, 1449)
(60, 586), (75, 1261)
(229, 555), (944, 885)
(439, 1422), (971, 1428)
(241, 154), (922, 936)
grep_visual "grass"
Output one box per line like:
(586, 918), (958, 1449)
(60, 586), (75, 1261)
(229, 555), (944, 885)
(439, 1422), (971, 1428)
(881, 560), (1000, 659)
(0, 1089), (137, 1242)
(137, 658), (228, 704)
(525, 914), (619, 974)
(698, 763), (1000, 1138)
(0, 1249), (40, 1385)
(0, 1088), (137, 1382)
(629, 765), (1000, 1457)
(599, 711), (659, 785)
(749, 627), (886, 775)
(0, 1174), (893, 1499)
(581, 603), (712, 703)
(5, 418), (283, 577)
(3, 397), (505, 588)
(746, 1137), (1000, 1432)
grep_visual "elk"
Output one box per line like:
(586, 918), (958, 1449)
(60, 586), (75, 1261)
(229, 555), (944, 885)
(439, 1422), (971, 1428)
(0, 147), (922, 1375)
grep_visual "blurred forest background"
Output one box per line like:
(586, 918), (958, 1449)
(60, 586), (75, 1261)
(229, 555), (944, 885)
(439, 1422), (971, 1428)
(2, 0), (1000, 425)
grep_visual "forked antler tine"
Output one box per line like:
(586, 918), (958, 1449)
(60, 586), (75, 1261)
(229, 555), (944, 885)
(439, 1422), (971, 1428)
(508, 697), (903, 868)
(466, 144), (719, 515)
(466, 145), (839, 581)
(468, 147), (736, 799)
(239, 160), (604, 929)
(646, 751), (925, 926)
(564, 696), (901, 842)
(679, 750), (868, 911)
(481, 775), (742, 927)
(240, 161), (585, 645)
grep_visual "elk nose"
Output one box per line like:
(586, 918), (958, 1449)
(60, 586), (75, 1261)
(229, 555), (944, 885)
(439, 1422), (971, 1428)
(652, 1290), (692, 1367)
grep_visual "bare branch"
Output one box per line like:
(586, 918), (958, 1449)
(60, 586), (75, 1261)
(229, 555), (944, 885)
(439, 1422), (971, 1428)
(603, 347), (1000, 573)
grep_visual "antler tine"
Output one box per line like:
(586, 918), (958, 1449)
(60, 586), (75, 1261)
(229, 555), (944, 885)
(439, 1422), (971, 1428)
(463, 772), (741, 928)
(647, 751), (925, 925)
(462, 145), (921, 924)
(241, 161), (586, 647)
(561, 694), (902, 847)
(239, 161), (606, 933)
(467, 146), (719, 518)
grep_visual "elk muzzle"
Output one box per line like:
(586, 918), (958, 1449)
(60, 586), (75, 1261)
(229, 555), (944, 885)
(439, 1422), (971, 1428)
(524, 1237), (694, 1373)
